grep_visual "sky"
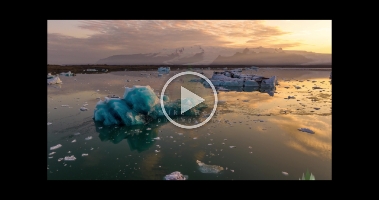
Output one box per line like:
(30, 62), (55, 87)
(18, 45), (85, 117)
(48, 20), (331, 64)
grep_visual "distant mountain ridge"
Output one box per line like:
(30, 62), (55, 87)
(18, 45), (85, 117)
(96, 46), (331, 65)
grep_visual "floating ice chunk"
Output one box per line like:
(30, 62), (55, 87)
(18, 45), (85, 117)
(163, 171), (188, 180)
(155, 150), (160, 152)
(93, 85), (207, 126)
(85, 136), (93, 140)
(193, 137), (197, 139)
(61, 105), (69, 107)
(158, 67), (170, 73)
(298, 128), (315, 134)
(60, 71), (74, 76)
(49, 152), (56, 156)
(229, 146), (236, 148)
(153, 137), (161, 140)
(50, 144), (62, 150)
(146, 128), (151, 130)
(64, 155), (76, 161)
(282, 171), (289, 176)
(71, 139), (76, 143)
(48, 157), (53, 159)
(47, 76), (62, 85)
(196, 160), (224, 173)
(177, 133), (183, 135)
(47, 122), (52, 125)
(83, 104), (89, 107)
(82, 153), (88, 156)
(58, 158), (63, 162)
(74, 132), (80, 135)
(230, 170), (234, 172)
(80, 107), (88, 111)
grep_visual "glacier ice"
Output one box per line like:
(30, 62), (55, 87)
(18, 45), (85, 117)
(158, 67), (170, 73)
(60, 71), (74, 76)
(196, 160), (224, 173)
(64, 155), (76, 161)
(163, 171), (188, 180)
(93, 85), (207, 126)
(47, 75), (62, 85)
(203, 70), (276, 89)
(50, 144), (62, 150)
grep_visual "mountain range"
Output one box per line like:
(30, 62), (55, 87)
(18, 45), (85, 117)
(96, 45), (331, 65)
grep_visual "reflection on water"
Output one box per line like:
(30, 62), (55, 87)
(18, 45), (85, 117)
(94, 121), (158, 152)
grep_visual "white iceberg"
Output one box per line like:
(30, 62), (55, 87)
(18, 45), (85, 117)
(204, 70), (276, 88)
(47, 76), (62, 85)
(60, 71), (74, 76)
(64, 155), (76, 161)
(196, 160), (224, 173)
(50, 144), (62, 150)
(80, 107), (88, 111)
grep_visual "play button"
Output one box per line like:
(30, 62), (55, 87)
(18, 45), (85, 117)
(160, 71), (218, 129)
(180, 86), (205, 114)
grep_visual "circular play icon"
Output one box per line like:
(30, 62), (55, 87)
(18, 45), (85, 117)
(160, 71), (218, 129)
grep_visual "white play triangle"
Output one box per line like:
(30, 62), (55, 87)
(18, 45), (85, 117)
(180, 86), (205, 114)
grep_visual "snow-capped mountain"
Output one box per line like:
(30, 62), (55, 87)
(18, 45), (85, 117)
(96, 46), (331, 65)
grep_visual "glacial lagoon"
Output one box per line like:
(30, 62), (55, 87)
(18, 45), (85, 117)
(47, 68), (331, 180)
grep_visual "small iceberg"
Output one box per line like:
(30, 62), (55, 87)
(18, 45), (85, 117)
(196, 160), (224, 173)
(64, 155), (76, 161)
(60, 71), (75, 76)
(47, 74), (62, 85)
(85, 136), (93, 140)
(163, 171), (188, 180)
(158, 67), (170, 73)
(80, 107), (88, 111)
(50, 144), (62, 150)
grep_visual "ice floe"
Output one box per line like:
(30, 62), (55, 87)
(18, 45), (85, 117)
(50, 144), (62, 150)
(196, 160), (224, 173)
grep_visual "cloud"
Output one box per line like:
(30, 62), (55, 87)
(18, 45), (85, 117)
(48, 20), (303, 64)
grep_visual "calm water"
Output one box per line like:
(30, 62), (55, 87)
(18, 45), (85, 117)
(47, 68), (332, 180)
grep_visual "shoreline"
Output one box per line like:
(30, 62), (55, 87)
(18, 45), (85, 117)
(47, 64), (332, 74)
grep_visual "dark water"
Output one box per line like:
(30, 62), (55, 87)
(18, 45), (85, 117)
(47, 68), (331, 180)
